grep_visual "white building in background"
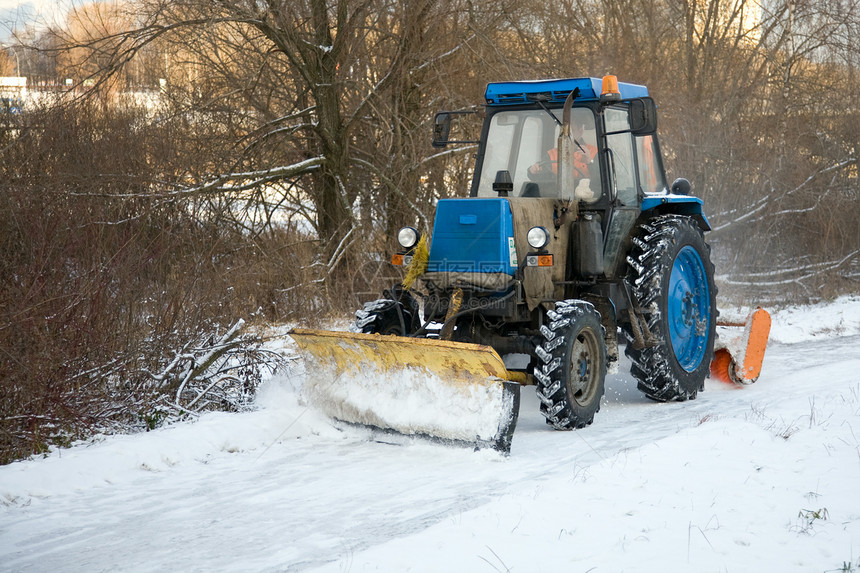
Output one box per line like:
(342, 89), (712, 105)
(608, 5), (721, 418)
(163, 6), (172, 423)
(0, 75), (171, 113)
(0, 76), (26, 113)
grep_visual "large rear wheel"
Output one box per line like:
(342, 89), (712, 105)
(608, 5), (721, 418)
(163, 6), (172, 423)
(624, 216), (717, 401)
(535, 301), (607, 429)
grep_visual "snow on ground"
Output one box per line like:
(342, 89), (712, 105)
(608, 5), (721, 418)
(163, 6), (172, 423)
(1, 296), (859, 572)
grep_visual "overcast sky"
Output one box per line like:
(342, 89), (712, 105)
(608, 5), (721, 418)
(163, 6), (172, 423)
(0, 0), (71, 41)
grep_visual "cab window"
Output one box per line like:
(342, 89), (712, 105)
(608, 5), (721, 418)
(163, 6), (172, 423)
(636, 135), (666, 194)
(476, 108), (600, 199)
(604, 108), (637, 205)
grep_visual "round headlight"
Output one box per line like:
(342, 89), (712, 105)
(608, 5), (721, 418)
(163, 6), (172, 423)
(527, 226), (550, 249)
(397, 226), (419, 249)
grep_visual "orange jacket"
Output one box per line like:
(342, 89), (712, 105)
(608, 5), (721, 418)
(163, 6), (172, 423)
(547, 144), (597, 177)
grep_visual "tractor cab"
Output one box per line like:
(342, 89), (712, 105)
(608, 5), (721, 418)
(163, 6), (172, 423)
(433, 77), (683, 279)
(436, 77), (668, 203)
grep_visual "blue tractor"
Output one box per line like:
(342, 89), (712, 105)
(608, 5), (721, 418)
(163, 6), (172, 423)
(291, 76), (720, 452)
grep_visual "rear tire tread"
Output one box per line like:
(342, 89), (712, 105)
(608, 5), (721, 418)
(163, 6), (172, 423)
(623, 215), (717, 402)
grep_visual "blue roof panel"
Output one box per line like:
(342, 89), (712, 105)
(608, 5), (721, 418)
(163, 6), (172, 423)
(484, 77), (648, 106)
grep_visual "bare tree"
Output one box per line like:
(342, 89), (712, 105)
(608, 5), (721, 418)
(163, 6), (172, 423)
(526, 0), (859, 297)
(0, 48), (15, 75)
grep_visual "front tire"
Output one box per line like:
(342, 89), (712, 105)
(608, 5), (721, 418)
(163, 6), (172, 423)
(352, 290), (420, 336)
(535, 301), (607, 429)
(624, 216), (717, 401)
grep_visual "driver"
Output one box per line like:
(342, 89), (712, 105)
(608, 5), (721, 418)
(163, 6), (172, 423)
(527, 122), (597, 180)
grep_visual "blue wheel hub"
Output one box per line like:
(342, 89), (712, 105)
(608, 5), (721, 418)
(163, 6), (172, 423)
(667, 246), (710, 371)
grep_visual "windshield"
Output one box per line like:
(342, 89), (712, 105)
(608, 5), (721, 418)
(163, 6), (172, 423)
(475, 107), (600, 199)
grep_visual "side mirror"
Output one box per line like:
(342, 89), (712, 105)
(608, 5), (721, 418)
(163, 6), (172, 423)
(629, 97), (658, 135)
(431, 110), (481, 148)
(432, 112), (452, 148)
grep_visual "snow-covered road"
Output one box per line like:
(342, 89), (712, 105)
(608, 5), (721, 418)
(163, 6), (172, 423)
(1, 299), (859, 572)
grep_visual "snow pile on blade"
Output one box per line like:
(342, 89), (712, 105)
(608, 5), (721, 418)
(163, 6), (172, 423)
(302, 363), (517, 444)
(290, 329), (520, 452)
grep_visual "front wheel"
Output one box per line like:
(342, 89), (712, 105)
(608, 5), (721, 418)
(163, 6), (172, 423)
(624, 216), (717, 401)
(352, 289), (420, 336)
(535, 301), (607, 429)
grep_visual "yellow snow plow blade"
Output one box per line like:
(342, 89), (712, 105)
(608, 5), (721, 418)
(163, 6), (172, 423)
(288, 328), (521, 453)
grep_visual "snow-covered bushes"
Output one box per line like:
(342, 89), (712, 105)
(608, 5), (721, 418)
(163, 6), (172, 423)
(0, 100), (339, 464)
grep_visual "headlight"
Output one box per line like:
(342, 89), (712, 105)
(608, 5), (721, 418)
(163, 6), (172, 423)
(527, 226), (550, 249)
(397, 226), (419, 249)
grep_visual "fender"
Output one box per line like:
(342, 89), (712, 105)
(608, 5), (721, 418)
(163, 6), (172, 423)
(641, 194), (711, 231)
